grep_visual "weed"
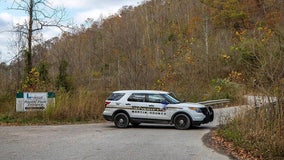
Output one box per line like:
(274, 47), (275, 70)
(218, 106), (284, 159)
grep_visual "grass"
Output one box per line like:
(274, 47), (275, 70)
(217, 105), (284, 160)
(0, 89), (107, 125)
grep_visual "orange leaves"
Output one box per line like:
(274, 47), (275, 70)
(185, 55), (194, 65)
(155, 79), (165, 89)
(173, 44), (194, 65)
(221, 54), (231, 62)
(154, 62), (178, 90)
(187, 16), (202, 35)
(228, 71), (244, 83)
(235, 29), (247, 36)
(256, 26), (275, 43)
(265, 10), (281, 28)
(22, 68), (46, 92)
(232, 29), (247, 43)
(207, 0), (248, 29)
(207, 130), (265, 160)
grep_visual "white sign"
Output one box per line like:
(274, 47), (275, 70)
(23, 92), (48, 111)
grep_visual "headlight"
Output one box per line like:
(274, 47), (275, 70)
(188, 107), (202, 113)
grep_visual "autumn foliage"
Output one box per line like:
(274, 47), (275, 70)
(0, 0), (283, 157)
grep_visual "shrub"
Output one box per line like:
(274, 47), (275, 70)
(207, 78), (243, 102)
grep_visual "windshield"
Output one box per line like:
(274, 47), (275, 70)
(162, 93), (181, 104)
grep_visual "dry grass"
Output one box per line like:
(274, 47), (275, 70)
(45, 89), (106, 122)
(217, 105), (284, 159)
(0, 89), (107, 125)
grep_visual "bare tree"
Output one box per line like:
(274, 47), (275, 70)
(9, 0), (68, 74)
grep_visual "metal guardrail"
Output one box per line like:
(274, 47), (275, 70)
(198, 99), (231, 106)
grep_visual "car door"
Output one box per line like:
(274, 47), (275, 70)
(146, 94), (169, 120)
(126, 93), (148, 119)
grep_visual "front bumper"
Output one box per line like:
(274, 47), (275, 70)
(194, 107), (214, 125)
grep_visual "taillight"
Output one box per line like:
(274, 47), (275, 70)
(105, 101), (111, 108)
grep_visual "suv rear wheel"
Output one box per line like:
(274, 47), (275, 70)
(114, 113), (129, 128)
(173, 114), (191, 130)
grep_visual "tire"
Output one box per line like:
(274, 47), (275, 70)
(173, 114), (191, 130)
(114, 113), (129, 128)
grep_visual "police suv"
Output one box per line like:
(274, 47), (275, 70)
(103, 90), (214, 130)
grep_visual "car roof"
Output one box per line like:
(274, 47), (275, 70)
(112, 90), (169, 94)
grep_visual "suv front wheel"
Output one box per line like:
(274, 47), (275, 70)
(173, 114), (191, 130)
(114, 113), (129, 128)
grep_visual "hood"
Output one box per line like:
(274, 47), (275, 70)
(168, 102), (205, 108)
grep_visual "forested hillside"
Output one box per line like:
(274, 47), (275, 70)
(0, 0), (283, 116)
(0, 1), (283, 158)
(0, 1), (283, 157)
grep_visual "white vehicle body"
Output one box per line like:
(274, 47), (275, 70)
(103, 90), (214, 130)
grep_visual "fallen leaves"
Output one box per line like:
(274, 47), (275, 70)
(203, 129), (264, 160)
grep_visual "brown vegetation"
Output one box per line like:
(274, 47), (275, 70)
(0, 0), (283, 157)
(216, 106), (284, 159)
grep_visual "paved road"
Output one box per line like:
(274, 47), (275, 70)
(0, 107), (243, 160)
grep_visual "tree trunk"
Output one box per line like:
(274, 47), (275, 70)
(26, 0), (33, 73)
